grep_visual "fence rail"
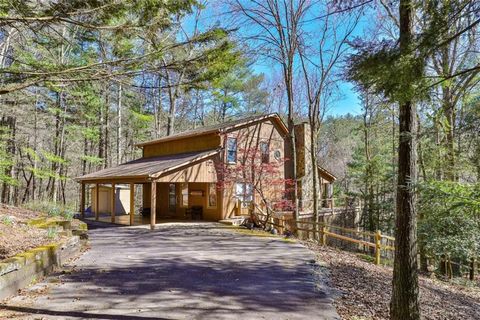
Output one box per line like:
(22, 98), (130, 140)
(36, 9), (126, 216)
(254, 210), (479, 280)
(254, 208), (391, 265)
(252, 204), (477, 280)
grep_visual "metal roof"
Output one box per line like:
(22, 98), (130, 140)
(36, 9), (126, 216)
(76, 149), (220, 182)
(136, 113), (289, 147)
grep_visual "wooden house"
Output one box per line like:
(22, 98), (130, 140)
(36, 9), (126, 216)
(76, 113), (335, 229)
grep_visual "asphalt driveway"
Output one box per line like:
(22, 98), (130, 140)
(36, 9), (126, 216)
(2, 222), (338, 320)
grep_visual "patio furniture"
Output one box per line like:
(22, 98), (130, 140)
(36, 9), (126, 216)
(190, 206), (203, 220)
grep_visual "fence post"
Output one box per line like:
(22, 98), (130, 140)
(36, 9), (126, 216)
(320, 225), (327, 246)
(470, 257), (476, 281)
(375, 230), (382, 265)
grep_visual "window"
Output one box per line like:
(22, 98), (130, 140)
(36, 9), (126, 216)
(207, 183), (217, 208)
(260, 141), (269, 163)
(274, 150), (281, 161)
(226, 137), (237, 163)
(180, 183), (188, 208)
(235, 182), (253, 206)
(168, 183), (176, 212)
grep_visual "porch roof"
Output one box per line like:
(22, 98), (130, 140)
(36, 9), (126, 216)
(318, 165), (336, 182)
(75, 149), (220, 183)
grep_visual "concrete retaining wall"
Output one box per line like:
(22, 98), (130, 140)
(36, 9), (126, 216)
(0, 235), (82, 300)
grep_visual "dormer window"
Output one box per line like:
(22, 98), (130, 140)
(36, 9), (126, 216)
(227, 137), (237, 164)
(260, 141), (269, 163)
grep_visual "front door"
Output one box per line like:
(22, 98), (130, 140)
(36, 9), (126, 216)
(168, 183), (176, 214)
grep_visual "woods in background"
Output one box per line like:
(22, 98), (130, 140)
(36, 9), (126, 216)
(0, 1), (479, 319)
(0, 1), (273, 205)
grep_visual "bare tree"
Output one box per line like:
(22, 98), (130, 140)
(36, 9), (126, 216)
(298, 3), (359, 222)
(230, 0), (311, 218)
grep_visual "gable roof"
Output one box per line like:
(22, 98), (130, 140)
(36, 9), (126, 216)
(136, 113), (288, 147)
(318, 165), (337, 182)
(75, 149), (220, 182)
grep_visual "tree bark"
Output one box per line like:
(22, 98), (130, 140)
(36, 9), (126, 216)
(117, 84), (123, 165)
(390, 1), (420, 319)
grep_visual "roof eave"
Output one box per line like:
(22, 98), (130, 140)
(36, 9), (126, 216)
(135, 129), (221, 148)
(149, 149), (220, 179)
(135, 113), (289, 147)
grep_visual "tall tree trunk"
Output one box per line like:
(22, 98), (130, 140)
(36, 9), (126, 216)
(310, 124), (320, 230)
(417, 116), (428, 272)
(155, 78), (162, 138)
(105, 89), (110, 168)
(47, 97), (61, 202)
(32, 91), (38, 201)
(390, 1), (420, 319)
(286, 77), (299, 219)
(1, 116), (16, 204)
(98, 93), (105, 170)
(117, 84), (123, 165)
(82, 120), (88, 175)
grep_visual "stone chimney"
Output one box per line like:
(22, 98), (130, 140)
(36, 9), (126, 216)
(284, 122), (314, 213)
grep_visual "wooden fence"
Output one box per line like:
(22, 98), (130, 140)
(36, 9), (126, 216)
(253, 208), (394, 265)
(254, 210), (479, 280)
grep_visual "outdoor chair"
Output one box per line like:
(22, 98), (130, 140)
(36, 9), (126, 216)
(190, 206), (203, 220)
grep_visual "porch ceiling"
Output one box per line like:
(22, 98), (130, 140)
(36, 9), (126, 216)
(75, 149), (220, 183)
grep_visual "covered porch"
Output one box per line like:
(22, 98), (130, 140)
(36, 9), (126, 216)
(76, 150), (222, 230)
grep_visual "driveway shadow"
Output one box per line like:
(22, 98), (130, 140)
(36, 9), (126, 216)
(3, 223), (337, 320)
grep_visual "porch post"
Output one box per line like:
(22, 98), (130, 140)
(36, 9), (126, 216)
(130, 183), (135, 226)
(111, 182), (116, 223)
(150, 181), (156, 230)
(80, 182), (85, 219)
(95, 183), (99, 221)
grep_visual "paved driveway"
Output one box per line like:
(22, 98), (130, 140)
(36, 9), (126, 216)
(2, 222), (338, 320)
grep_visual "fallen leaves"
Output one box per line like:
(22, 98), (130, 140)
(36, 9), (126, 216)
(0, 204), (57, 260)
(305, 241), (480, 320)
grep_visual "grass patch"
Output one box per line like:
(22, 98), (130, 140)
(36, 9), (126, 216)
(356, 253), (375, 263)
(232, 227), (296, 242)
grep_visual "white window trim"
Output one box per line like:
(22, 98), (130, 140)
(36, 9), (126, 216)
(180, 183), (188, 208)
(226, 137), (237, 164)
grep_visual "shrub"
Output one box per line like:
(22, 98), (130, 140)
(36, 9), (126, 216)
(1, 215), (14, 225)
(23, 201), (76, 221)
(418, 181), (480, 262)
(46, 227), (58, 239)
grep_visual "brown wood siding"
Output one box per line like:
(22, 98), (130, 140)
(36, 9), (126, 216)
(155, 159), (217, 183)
(143, 133), (221, 158)
(220, 120), (287, 219)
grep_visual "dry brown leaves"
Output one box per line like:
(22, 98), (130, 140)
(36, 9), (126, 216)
(304, 241), (480, 320)
(0, 204), (56, 260)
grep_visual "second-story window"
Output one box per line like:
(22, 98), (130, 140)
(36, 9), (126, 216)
(227, 137), (237, 163)
(260, 141), (269, 163)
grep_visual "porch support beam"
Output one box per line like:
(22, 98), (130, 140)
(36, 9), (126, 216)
(150, 182), (156, 230)
(80, 182), (85, 219)
(95, 183), (99, 221)
(130, 183), (135, 226)
(111, 182), (116, 223)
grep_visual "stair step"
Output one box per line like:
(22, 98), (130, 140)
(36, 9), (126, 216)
(219, 217), (247, 226)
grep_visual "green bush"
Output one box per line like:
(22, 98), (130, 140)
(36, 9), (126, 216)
(23, 201), (76, 221)
(46, 227), (58, 239)
(418, 181), (480, 262)
(1, 215), (14, 225)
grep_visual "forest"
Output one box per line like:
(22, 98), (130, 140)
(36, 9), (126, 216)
(0, 1), (479, 319)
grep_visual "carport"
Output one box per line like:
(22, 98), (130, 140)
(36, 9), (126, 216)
(75, 149), (221, 229)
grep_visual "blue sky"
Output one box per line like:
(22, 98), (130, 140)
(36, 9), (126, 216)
(333, 83), (362, 116)
(188, 1), (368, 118)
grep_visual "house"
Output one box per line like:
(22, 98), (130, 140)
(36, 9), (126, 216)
(76, 113), (335, 229)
